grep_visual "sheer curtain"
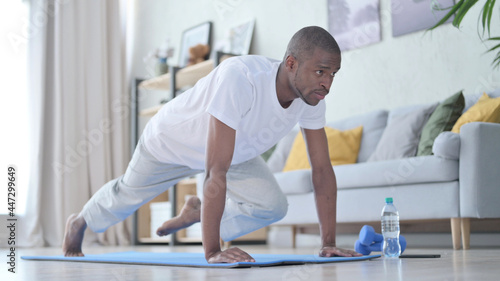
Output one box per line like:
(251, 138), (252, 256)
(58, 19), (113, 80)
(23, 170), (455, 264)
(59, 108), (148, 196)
(20, 0), (131, 247)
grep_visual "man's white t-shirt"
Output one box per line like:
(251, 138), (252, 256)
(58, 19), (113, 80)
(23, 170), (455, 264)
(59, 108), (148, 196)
(142, 55), (326, 170)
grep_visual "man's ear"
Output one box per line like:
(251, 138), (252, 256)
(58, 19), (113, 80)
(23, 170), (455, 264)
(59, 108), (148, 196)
(285, 55), (297, 71)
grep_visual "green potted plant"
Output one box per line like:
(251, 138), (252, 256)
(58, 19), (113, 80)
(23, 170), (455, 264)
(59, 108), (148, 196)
(429, 0), (500, 68)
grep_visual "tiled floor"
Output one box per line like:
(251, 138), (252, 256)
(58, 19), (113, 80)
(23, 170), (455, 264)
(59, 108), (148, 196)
(5, 245), (500, 280)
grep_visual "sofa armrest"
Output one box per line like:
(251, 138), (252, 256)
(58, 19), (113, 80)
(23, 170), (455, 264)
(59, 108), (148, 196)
(459, 122), (500, 218)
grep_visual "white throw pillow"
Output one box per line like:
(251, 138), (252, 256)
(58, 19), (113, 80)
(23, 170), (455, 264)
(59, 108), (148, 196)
(368, 103), (438, 162)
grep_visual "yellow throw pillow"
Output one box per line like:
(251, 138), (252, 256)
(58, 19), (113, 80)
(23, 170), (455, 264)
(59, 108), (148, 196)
(282, 126), (363, 172)
(451, 93), (500, 133)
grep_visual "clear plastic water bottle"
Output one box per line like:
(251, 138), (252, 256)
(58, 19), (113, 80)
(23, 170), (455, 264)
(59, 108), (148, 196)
(381, 197), (401, 258)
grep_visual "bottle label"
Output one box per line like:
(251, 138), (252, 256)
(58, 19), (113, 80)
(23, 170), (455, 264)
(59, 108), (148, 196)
(381, 215), (400, 235)
(383, 231), (398, 238)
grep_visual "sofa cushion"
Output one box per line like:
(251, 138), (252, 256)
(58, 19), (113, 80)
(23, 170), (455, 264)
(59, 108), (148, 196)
(417, 91), (465, 156)
(327, 109), (388, 163)
(463, 88), (500, 113)
(452, 93), (500, 133)
(268, 109), (388, 172)
(335, 155), (458, 189)
(368, 103), (438, 162)
(432, 132), (460, 160)
(387, 103), (432, 120)
(274, 155), (458, 193)
(282, 126), (363, 172)
(274, 169), (313, 195)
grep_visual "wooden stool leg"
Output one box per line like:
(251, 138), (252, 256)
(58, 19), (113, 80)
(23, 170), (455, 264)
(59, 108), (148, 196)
(451, 218), (461, 250)
(461, 218), (471, 250)
(291, 225), (297, 248)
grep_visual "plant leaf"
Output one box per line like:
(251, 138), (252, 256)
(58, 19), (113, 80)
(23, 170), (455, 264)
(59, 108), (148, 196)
(482, 0), (491, 33)
(427, 0), (499, 69)
(429, 0), (464, 30)
(453, 0), (479, 28)
(486, 43), (500, 53)
(486, 38), (500, 69)
(487, 0), (496, 35)
(481, 0), (496, 36)
(492, 54), (500, 68)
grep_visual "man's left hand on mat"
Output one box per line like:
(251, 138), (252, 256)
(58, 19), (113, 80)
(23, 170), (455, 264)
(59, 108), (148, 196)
(207, 247), (256, 263)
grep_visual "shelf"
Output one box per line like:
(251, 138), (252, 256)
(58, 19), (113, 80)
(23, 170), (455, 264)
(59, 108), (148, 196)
(139, 59), (214, 91)
(136, 189), (169, 243)
(177, 237), (203, 243)
(137, 54), (236, 117)
(138, 237), (171, 243)
(139, 104), (164, 117)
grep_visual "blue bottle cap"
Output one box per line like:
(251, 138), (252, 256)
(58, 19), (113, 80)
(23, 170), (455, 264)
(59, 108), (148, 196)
(385, 197), (393, 203)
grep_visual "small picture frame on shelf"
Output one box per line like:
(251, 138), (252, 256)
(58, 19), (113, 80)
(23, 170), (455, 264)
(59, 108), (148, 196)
(178, 21), (212, 68)
(228, 19), (255, 55)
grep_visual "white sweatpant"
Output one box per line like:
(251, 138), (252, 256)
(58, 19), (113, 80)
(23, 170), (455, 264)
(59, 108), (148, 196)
(81, 137), (288, 241)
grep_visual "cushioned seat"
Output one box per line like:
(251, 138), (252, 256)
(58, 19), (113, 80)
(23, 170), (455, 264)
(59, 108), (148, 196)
(275, 155), (458, 195)
(335, 155), (458, 189)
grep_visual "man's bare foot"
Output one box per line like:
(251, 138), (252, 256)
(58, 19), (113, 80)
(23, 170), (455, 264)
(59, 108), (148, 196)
(63, 213), (87, 257)
(157, 196), (201, 236)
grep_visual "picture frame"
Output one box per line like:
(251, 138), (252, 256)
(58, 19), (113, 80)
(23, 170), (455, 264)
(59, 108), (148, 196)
(178, 22), (213, 68)
(392, 0), (455, 37)
(228, 19), (255, 55)
(328, 0), (382, 51)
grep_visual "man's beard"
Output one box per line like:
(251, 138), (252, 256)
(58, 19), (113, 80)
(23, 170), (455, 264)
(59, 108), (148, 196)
(296, 87), (312, 105)
(294, 71), (312, 106)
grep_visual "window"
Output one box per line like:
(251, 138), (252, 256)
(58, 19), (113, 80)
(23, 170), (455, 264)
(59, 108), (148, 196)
(0, 0), (29, 215)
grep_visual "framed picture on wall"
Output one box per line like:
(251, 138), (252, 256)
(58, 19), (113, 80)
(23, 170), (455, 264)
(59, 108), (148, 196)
(178, 22), (212, 68)
(328, 0), (382, 51)
(392, 0), (455, 37)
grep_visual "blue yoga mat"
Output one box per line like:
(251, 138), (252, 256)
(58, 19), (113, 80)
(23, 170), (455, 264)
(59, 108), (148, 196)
(22, 251), (381, 268)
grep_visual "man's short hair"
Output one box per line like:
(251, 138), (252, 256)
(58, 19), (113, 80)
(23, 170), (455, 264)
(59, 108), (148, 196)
(284, 26), (340, 62)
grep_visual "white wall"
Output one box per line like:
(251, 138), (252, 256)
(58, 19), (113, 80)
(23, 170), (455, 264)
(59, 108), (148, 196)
(130, 0), (500, 122)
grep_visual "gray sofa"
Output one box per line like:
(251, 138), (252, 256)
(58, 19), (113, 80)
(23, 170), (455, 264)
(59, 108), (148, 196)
(267, 89), (500, 250)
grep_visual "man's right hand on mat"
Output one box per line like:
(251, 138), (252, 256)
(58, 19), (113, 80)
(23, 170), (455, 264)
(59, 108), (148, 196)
(319, 246), (363, 257)
(207, 247), (256, 263)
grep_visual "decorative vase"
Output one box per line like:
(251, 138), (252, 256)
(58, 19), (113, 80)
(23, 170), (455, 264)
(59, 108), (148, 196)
(155, 57), (169, 76)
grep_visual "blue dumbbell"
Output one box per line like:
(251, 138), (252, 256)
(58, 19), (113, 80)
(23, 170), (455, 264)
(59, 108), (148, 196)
(358, 225), (383, 246)
(355, 235), (407, 255)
